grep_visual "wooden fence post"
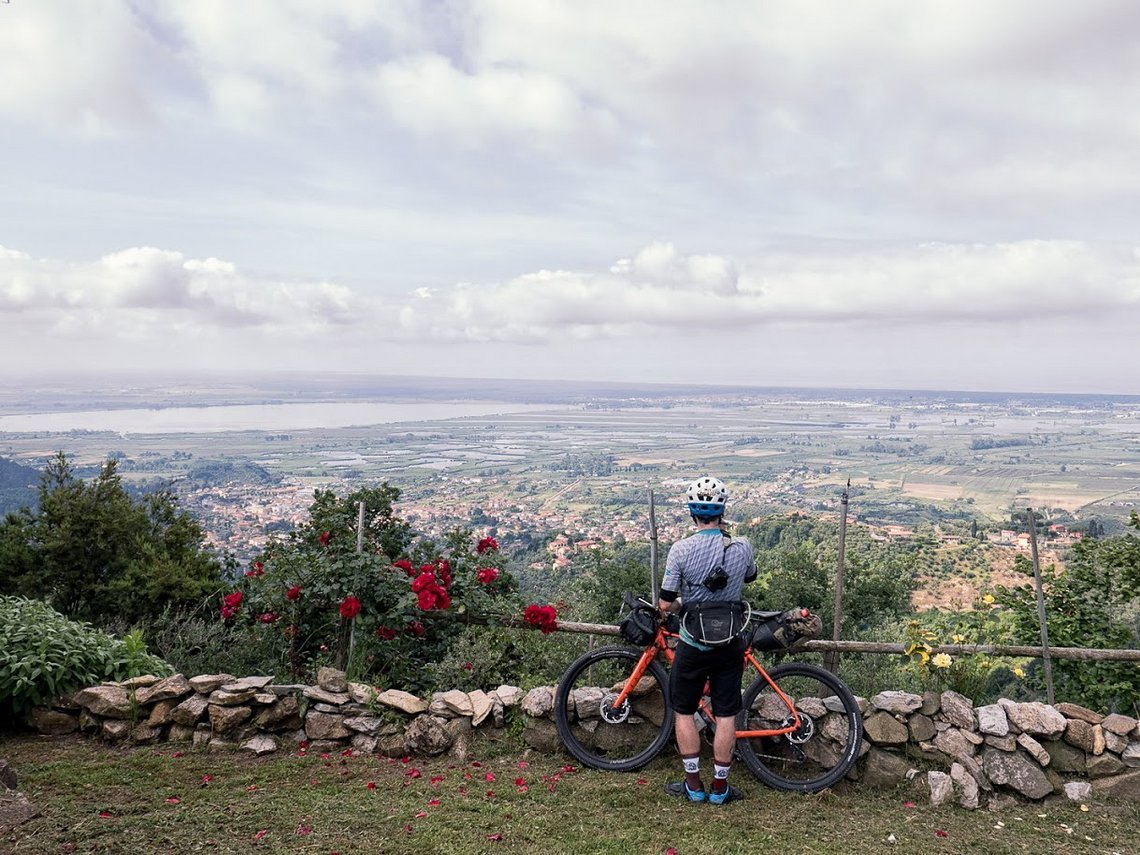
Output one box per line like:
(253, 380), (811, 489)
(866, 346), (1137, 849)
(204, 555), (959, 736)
(1026, 507), (1055, 704)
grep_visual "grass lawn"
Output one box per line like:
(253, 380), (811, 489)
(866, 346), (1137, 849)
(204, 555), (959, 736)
(2, 734), (1138, 854)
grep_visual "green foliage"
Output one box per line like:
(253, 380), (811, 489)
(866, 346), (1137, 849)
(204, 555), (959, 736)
(0, 596), (171, 720)
(218, 486), (524, 692)
(739, 514), (917, 634)
(994, 519), (1140, 712)
(901, 595), (1025, 702)
(0, 452), (226, 625)
(429, 623), (586, 691)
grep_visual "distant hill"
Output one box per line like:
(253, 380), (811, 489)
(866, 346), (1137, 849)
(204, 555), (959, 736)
(183, 460), (278, 487)
(0, 458), (39, 515)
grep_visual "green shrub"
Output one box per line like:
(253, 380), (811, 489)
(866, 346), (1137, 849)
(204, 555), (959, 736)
(0, 596), (172, 721)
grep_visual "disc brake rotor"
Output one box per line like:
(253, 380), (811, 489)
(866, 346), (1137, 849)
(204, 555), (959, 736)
(783, 712), (816, 745)
(598, 693), (632, 724)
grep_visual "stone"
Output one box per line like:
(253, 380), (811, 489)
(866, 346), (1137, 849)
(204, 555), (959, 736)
(192, 724), (212, 748)
(444, 717), (473, 761)
(241, 735), (278, 756)
(1101, 713), (1138, 736)
(870, 691), (923, 714)
(135, 674), (192, 706)
(102, 719), (130, 742)
(984, 734), (1016, 751)
(222, 675), (274, 692)
(950, 762), (979, 810)
(1122, 743), (1140, 768)
(1092, 725), (1107, 756)
(0, 791), (38, 834)
(468, 690), (493, 727)
(0, 760), (18, 790)
(1104, 730), (1129, 755)
(302, 686), (350, 706)
(376, 689), (427, 715)
(521, 686), (554, 718)
(1087, 753), (1125, 779)
(919, 691), (941, 716)
(73, 685), (133, 719)
(494, 685), (524, 707)
(253, 695), (301, 729)
(861, 748), (913, 787)
(940, 691), (975, 729)
(430, 690), (474, 718)
(999, 700), (1066, 739)
(207, 737), (235, 753)
(209, 704), (252, 734)
(348, 683), (376, 705)
(404, 715), (454, 756)
(305, 712), (351, 740)
(933, 727), (975, 762)
(1064, 718), (1097, 752)
(1064, 780), (1093, 802)
(317, 667), (349, 694)
(1091, 769), (1140, 802)
(209, 688), (257, 706)
(171, 695), (210, 727)
(146, 700), (177, 727)
(168, 724), (196, 742)
(907, 714), (936, 743)
(344, 716), (384, 736)
(351, 734), (378, 755)
(958, 753), (993, 792)
(188, 674), (234, 694)
(1043, 740), (1087, 774)
(521, 716), (565, 755)
(928, 771), (953, 806)
(117, 675), (160, 689)
(492, 699), (505, 728)
(863, 711), (908, 745)
(961, 729), (984, 746)
(131, 723), (163, 744)
(982, 748), (1052, 799)
(976, 704), (1009, 736)
(29, 709), (78, 735)
(1016, 733), (1050, 767)
(987, 793), (1020, 812)
(1055, 702), (1102, 724)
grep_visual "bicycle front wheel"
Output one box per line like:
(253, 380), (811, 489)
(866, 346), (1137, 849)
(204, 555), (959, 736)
(553, 645), (674, 772)
(736, 662), (863, 793)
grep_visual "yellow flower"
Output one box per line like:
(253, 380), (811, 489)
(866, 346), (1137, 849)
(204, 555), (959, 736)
(981, 594), (995, 605)
(951, 634), (966, 643)
(1012, 666), (1025, 679)
(932, 653), (953, 669)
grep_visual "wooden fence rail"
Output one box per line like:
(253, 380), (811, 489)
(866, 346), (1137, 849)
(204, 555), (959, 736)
(470, 614), (1140, 663)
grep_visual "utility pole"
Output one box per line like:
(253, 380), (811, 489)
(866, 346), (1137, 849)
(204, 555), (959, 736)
(648, 486), (659, 602)
(825, 480), (850, 674)
(1026, 507), (1055, 704)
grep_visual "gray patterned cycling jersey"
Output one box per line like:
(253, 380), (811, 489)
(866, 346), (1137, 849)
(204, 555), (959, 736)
(660, 529), (756, 606)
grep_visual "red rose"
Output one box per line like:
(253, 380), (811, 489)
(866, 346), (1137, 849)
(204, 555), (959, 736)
(523, 603), (558, 634)
(257, 612), (278, 624)
(223, 591), (244, 608)
(375, 626), (396, 641)
(285, 585), (302, 602)
(477, 567), (500, 584)
(476, 536), (499, 554)
(411, 572), (435, 594)
(436, 589), (451, 610)
(339, 595), (361, 619)
(406, 620), (425, 636)
(393, 559), (414, 575)
(416, 589), (438, 610)
(319, 531), (332, 546)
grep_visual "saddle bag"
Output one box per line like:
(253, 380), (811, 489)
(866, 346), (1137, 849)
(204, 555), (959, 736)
(750, 607), (822, 651)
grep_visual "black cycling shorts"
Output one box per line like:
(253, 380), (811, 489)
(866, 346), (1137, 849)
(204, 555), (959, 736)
(669, 637), (746, 718)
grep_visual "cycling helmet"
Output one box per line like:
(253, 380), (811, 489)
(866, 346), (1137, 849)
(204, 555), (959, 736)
(686, 476), (728, 517)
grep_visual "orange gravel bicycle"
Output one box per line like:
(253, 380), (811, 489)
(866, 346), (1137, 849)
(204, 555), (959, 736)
(553, 595), (862, 793)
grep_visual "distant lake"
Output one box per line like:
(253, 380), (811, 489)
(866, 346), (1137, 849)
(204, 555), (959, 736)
(0, 401), (568, 434)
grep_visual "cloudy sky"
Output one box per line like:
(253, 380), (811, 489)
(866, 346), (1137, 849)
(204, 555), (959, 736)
(2, 1), (1139, 394)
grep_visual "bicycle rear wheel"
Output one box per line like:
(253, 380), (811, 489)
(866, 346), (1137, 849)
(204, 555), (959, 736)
(736, 662), (863, 793)
(553, 645), (674, 772)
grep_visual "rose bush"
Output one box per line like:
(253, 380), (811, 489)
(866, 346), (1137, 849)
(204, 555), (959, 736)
(215, 484), (520, 691)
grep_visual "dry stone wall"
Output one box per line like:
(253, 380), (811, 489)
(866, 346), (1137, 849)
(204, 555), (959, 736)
(28, 675), (1140, 808)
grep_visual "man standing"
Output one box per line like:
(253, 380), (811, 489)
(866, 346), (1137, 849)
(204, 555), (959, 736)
(658, 476), (756, 804)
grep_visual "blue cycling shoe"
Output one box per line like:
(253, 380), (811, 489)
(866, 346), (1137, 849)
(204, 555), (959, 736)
(664, 781), (706, 802)
(708, 784), (744, 805)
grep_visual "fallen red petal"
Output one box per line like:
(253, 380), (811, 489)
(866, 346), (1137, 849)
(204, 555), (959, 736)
(517, 761), (529, 769)
(484, 772), (496, 782)
(427, 798), (440, 807)
(164, 797), (180, 805)
(253, 830), (268, 840)
(414, 810), (428, 818)
(487, 833), (503, 842)
(366, 781), (377, 790)
(903, 801), (916, 808)
(98, 811), (113, 819)
(935, 829), (949, 838)
(637, 778), (648, 785)
(295, 826), (313, 836)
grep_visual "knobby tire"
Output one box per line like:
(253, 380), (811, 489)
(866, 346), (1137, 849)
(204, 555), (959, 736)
(736, 661), (862, 793)
(553, 645), (674, 772)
